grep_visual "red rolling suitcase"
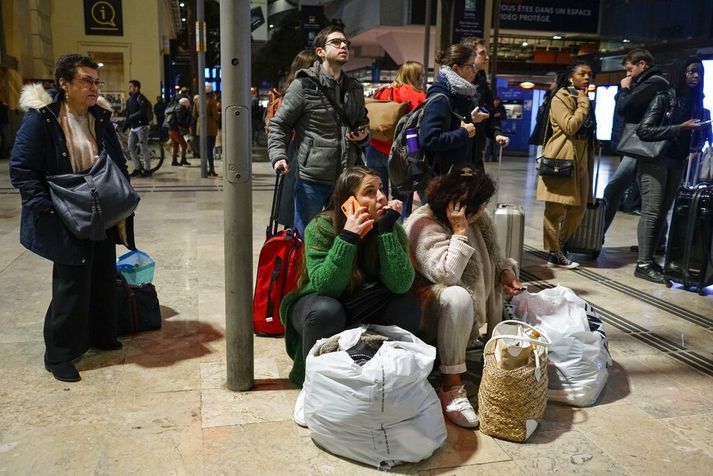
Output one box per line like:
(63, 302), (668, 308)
(253, 171), (303, 336)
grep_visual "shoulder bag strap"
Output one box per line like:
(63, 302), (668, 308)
(302, 77), (355, 130)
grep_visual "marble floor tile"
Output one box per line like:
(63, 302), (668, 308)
(660, 412), (713, 458)
(575, 403), (713, 474)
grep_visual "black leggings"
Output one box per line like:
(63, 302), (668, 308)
(290, 292), (422, 360)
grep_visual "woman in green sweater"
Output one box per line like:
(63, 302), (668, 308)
(280, 166), (421, 427)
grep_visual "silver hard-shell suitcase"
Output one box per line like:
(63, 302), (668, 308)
(493, 146), (525, 269)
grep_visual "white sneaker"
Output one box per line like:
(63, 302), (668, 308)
(293, 389), (307, 427)
(438, 385), (479, 428)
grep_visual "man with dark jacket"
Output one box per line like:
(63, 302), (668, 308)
(461, 38), (510, 171)
(602, 49), (668, 236)
(125, 80), (153, 177)
(268, 25), (370, 234)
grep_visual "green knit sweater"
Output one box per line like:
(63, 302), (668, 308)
(279, 214), (415, 386)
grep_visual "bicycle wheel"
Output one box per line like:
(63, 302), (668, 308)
(146, 137), (165, 173)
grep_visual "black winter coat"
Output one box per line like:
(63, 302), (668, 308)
(10, 87), (135, 265)
(637, 89), (703, 160)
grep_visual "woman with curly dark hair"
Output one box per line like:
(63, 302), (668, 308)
(404, 165), (524, 428)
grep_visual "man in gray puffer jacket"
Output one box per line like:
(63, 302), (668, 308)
(268, 25), (370, 234)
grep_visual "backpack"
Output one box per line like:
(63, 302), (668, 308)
(264, 88), (282, 134)
(141, 94), (154, 124)
(162, 100), (180, 129)
(388, 93), (454, 193)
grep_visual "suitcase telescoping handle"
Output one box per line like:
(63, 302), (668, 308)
(267, 166), (286, 238)
(685, 150), (700, 188)
(495, 142), (504, 205)
(593, 142), (602, 197)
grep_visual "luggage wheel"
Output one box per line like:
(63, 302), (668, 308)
(665, 280), (673, 289)
(697, 287), (706, 296)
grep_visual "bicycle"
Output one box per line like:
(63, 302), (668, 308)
(114, 120), (166, 174)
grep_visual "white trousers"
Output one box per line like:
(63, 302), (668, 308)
(437, 286), (474, 375)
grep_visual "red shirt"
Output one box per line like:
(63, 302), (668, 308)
(369, 83), (426, 154)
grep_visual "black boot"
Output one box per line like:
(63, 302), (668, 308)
(45, 360), (81, 382)
(634, 261), (665, 283)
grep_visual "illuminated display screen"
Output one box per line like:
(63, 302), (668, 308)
(703, 60), (713, 116)
(595, 85), (619, 142)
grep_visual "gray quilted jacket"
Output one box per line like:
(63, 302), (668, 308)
(267, 61), (369, 184)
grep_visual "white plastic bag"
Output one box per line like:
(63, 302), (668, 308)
(510, 286), (612, 407)
(304, 325), (446, 470)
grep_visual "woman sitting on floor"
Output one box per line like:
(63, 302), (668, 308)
(280, 166), (421, 427)
(404, 165), (524, 428)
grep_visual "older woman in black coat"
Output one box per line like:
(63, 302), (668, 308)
(10, 54), (135, 382)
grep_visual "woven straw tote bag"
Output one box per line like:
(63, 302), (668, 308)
(478, 321), (550, 442)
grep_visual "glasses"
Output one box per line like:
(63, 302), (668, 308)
(325, 38), (351, 48)
(461, 63), (477, 69)
(73, 76), (104, 89)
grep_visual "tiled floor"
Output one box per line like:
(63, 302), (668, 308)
(0, 148), (711, 475)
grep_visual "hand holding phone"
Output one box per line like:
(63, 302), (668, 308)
(698, 119), (713, 126)
(341, 196), (373, 238)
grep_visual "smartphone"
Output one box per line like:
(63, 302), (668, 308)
(352, 123), (369, 134)
(341, 196), (360, 216)
(698, 119), (713, 126)
(478, 105), (490, 115)
(341, 196), (373, 237)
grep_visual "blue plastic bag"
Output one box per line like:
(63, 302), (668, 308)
(117, 250), (155, 285)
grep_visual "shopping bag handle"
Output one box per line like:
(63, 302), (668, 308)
(491, 320), (551, 345)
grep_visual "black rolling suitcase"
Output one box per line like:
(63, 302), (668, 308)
(565, 146), (606, 259)
(664, 156), (713, 294)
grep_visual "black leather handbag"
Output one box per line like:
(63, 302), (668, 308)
(115, 273), (161, 336)
(538, 158), (574, 177)
(47, 151), (140, 241)
(616, 123), (670, 160)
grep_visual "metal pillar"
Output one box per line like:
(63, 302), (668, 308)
(221, 0), (254, 391)
(490, 0), (501, 87)
(423, 0), (432, 86)
(197, 0), (208, 178)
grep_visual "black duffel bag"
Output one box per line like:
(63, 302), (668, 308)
(116, 273), (161, 336)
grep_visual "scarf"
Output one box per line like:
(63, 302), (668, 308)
(438, 65), (478, 98)
(58, 102), (98, 172)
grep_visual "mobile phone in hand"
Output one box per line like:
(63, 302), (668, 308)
(698, 119), (713, 126)
(341, 196), (372, 237)
(341, 196), (360, 216)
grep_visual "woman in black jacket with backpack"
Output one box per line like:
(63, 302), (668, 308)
(634, 56), (705, 283)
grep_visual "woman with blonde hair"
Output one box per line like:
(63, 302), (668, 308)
(366, 61), (427, 199)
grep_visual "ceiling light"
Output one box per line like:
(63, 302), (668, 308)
(521, 41), (528, 47)
(269, 24), (274, 29)
(553, 35), (562, 40)
(519, 81), (535, 89)
(181, 17), (186, 22)
(97, 62), (104, 68)
(179, 2), (185, 7)
(622, 38), (631, 43)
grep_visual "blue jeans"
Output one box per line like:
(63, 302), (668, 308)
(128, 126), (151, 171)
(365, 145), (390, 198)
(294, 178), (333, 235)
(365, 144), (410, 218)
(603, 156), (637, 234)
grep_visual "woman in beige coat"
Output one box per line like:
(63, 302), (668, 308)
(536, 60), (595, 269)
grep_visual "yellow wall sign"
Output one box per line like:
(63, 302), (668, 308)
(84, 0), (123, 36)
